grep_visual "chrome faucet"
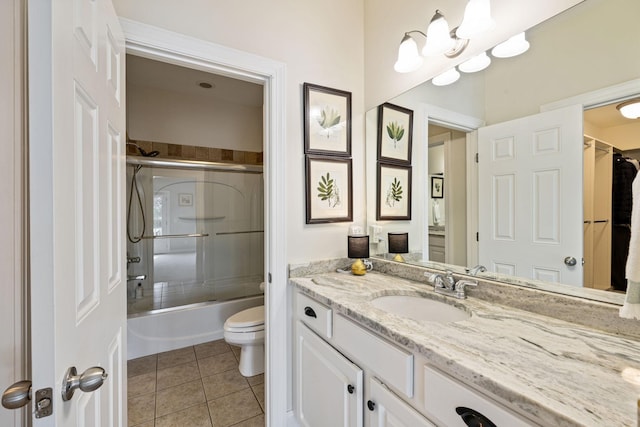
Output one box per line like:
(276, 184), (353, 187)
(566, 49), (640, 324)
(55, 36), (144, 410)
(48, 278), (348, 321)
(465, 264), (487, 276)
(425, 270), (477, 299)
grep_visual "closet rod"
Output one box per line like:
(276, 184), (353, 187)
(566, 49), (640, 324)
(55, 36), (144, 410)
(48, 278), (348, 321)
(594, 146), (610, 153)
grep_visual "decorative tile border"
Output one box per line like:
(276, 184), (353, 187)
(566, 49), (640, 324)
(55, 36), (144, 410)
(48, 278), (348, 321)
(127, 139), (263, 165)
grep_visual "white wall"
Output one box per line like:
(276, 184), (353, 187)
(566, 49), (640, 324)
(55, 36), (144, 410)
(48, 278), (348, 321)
(484, 0), (640, 124)
(113, 0), (365, 264)
(127, 85), (263, 152)
(364, 0), (582, 110)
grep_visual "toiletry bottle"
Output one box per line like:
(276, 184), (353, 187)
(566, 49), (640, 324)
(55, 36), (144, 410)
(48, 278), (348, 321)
(136, 283), (143, 299)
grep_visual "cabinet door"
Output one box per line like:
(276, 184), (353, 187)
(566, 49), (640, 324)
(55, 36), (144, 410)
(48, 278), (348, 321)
(296, 321), (364, 427)
(367, 378), (435, 427)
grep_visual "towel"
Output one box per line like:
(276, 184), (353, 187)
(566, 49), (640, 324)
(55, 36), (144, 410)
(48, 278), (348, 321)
(432, 200), (441, 226)
(622, 174), (640, 319)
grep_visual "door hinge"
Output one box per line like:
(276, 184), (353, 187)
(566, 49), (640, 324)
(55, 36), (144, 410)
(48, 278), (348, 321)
(268, 273), (272, 283)
(475, 152), (479, 163)
(476, 232), (479, 242)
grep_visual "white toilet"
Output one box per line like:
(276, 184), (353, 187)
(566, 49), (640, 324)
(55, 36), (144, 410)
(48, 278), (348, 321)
(223, 305), (265, 377)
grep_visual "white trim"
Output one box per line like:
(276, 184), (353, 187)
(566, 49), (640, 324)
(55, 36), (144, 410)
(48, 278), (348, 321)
(540, 78), (640, 111)
(119, 19), (288, 426)
(422, 103), (485, 132)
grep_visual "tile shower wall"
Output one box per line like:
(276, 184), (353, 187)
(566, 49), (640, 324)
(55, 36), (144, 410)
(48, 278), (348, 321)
(127, 139), (263, 165)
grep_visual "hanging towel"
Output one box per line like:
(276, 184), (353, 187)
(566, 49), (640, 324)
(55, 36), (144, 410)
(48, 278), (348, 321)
(432, 200), (441, 226)
(622, 173), (640, 319)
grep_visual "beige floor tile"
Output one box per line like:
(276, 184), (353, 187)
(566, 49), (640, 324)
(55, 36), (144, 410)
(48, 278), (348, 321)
(130, 421), (154, 427)
(251, 384), (265, 412)
(157, 360), (201, 391)
(155, 379), (206, 418)
(208, 389), (262, 427)
(194, 339), (231, 359)
(157, 346), (196, 370)
(197, 352), (238, 377)
(128, 393), (156, 426)
(246, 373), (263, 387)
(128, 371), (157, 397)
(128, 355), (158, 378)
(230, 414), (265, 427)
(230, 345), (241, 361)
(155, 403), (212, 427)
(202, 369), (249, 401)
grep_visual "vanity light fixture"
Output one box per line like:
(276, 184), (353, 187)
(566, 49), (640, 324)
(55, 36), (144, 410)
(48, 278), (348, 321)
(458, 51), (491, 73)
(432, 68), (461, 86)
(394, 1), (494, 74)
(491, 32), (530, 58)
(616, 98), (640, 119)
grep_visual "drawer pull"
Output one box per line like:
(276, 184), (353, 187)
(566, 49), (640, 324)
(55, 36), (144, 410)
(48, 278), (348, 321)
(347, 384), (354, 394)
(367, 400), (376, 411)
(304, 306), (317, 318)
(455, 407), (497, 427)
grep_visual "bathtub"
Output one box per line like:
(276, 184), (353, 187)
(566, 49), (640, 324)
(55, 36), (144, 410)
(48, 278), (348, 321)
(127, 295), (264, 359)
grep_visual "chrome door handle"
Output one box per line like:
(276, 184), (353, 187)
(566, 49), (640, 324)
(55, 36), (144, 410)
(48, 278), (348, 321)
(564, 256), (577, 266)
(62, 366), (108, 401)
(2, 380), (31, 409)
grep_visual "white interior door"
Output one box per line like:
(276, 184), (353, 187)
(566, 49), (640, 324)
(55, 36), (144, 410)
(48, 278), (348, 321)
(478, 105), (583, 286)
(29, 0), (126, 425)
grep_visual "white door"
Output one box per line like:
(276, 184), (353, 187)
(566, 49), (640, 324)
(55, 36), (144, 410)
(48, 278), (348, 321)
(28, 0), (126, 425)
(366, 378), (435, 427)
(478, 105), (583, 286)
(296, 322), (364, 427)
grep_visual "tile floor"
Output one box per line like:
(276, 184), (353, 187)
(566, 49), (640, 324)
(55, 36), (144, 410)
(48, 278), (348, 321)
(128, 339), (264, 427)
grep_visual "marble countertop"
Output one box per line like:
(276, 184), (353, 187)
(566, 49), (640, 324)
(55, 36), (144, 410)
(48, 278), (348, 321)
(290, 271), (640, 427)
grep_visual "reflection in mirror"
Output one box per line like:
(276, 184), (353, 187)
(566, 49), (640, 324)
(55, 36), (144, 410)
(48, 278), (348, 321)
(366, 0), (640, 304)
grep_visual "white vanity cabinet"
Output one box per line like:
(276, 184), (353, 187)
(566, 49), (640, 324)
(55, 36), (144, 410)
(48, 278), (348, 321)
(293, 289), (532, 427)
(295, 321), (364, 427)
(367, 378), (435, 427)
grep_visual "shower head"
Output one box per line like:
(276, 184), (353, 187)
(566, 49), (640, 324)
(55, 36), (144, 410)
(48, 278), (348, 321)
(127, 142), (160, 157)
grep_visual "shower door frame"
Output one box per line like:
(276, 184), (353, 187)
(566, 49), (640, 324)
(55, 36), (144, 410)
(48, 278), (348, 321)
(120, 19), (289, 426)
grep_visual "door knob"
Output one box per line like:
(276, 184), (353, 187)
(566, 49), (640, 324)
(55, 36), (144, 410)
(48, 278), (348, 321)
(2, 380), (31, 409)
(62, 366), (108, 401)
(564, 256), (577, 266)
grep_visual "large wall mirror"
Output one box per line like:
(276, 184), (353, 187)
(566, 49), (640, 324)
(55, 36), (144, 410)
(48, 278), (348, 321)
(365, 0), (640, 304)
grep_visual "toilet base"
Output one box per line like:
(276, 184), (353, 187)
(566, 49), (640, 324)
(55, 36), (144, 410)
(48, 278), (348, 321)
(238, 343), (264, 377)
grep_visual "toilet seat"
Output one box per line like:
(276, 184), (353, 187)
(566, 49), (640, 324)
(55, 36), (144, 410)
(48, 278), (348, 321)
(224, 305), (264, 330)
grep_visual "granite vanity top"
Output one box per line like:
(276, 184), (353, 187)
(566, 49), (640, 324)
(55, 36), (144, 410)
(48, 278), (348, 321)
(290, 271), (640, 427)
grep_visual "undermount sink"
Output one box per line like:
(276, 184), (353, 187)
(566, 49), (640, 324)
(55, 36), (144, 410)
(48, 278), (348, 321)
(371, 295), (470, 323)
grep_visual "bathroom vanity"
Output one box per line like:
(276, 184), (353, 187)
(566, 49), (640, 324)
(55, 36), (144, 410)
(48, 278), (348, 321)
(289, 268), (640, 426)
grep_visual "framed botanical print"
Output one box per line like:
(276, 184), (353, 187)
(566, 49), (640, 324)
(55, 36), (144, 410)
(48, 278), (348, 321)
(377, 102), (413, 165)
(303, 83), (352, 156)
(306, 155), (353, 224)
(431, 176), (444, 199)
(377, 162), (412, 220)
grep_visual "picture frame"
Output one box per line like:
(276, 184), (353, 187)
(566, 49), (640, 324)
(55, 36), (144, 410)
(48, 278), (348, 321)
(303, 83), (352, 156)
(178, 193), (193, 206)
(431, 176), (444, 199)
(377, 162), (412, 220)
(377, 102), (413, 165)
(306, 155), (353, 224)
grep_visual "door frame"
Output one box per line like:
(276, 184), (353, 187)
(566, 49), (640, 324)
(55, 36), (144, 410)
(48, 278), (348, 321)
(120, 19), (288, 425)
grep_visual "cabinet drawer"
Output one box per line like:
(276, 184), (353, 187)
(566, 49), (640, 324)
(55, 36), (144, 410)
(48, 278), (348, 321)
(295, 292), (333, 339)
(333, 314), (414, 398)
(423, 366), (532, 426)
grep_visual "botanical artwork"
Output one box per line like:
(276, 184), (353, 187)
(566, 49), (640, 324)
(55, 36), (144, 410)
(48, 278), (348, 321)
(304, 83), (352, 156)
(377, 103), (413, 165)
(431, 176), (444, 199)
(377, 163), (411, 220)
(306, 156), (352, 223)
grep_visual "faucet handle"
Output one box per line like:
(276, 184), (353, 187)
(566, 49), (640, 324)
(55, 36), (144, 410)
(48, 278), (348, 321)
(425, 272), (445, 288)
(454, 280), (477, 299)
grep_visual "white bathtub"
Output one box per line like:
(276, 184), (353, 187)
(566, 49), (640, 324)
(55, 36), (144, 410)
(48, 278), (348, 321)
(127, 295), (264, 359)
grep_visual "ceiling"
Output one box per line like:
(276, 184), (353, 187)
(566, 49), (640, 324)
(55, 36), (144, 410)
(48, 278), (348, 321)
(584, 102), (634, 128)
(126, 55), (264, 108)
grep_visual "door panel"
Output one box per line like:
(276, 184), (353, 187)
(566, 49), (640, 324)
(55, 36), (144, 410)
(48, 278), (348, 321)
(29, 0), (126, 425)
(478, 105), (583, 286)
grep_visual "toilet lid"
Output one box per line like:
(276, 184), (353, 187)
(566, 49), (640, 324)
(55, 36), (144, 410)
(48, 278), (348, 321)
(226, 305), (264, 328)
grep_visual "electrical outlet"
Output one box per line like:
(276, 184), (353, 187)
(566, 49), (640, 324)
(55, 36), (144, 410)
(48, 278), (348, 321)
(349, 225), (364, 235)
(370, 225), (382, 243)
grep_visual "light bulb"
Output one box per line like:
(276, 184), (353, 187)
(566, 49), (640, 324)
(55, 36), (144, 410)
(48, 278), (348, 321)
(459, 51), (491, 73)
(456, 0), (495, 39)
(422, 10), (455, 56)
(492, 32), (530, 58)
(432, 68), (460, 86)
(394, 34), (424, 73)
